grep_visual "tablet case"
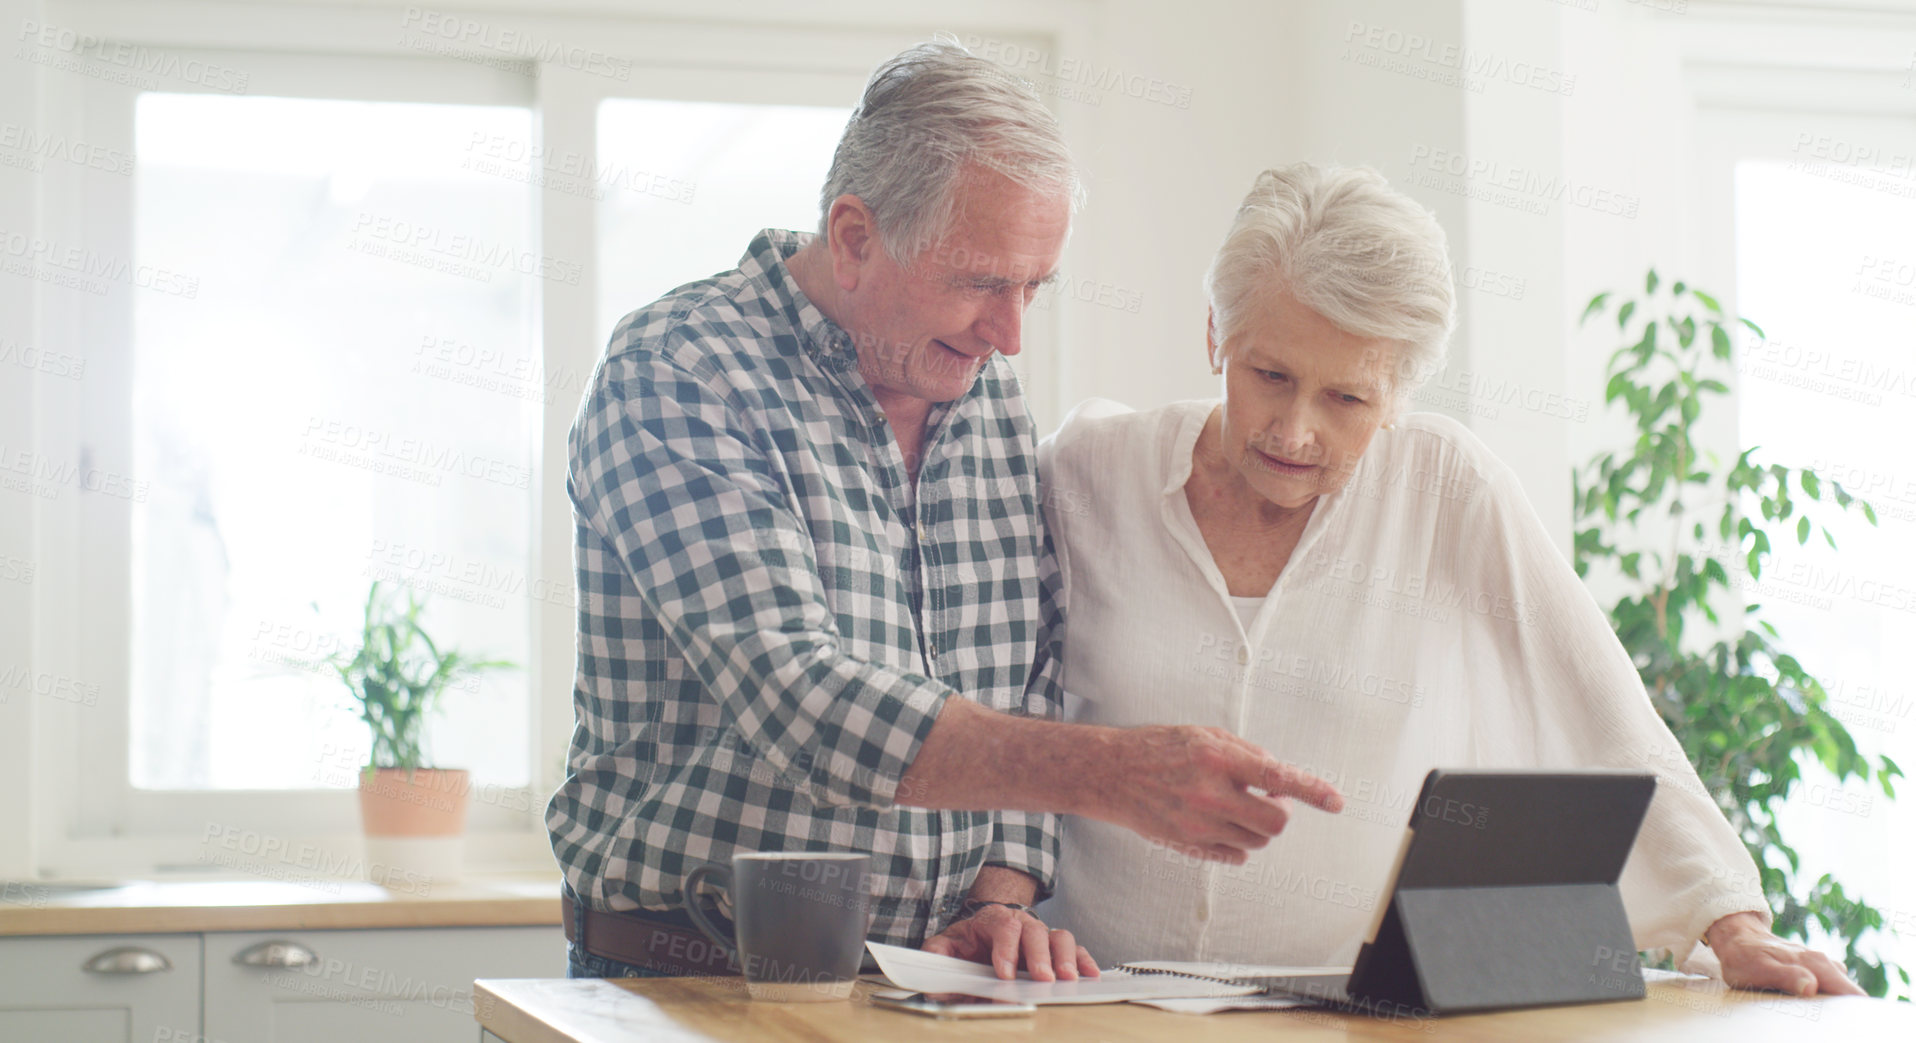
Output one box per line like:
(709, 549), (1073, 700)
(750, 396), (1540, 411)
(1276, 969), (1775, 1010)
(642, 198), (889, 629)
(1342, 770), (1658, 1016)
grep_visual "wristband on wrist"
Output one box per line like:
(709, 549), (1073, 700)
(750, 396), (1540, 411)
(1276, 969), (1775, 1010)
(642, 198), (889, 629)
(957, 898), (1030, 921)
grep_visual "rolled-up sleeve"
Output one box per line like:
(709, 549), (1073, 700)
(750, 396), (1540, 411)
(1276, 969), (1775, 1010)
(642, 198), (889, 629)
(570, 350), (953, 807)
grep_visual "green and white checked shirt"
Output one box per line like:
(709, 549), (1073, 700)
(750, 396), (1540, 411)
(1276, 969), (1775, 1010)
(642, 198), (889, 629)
(546, 229), (1066, 946)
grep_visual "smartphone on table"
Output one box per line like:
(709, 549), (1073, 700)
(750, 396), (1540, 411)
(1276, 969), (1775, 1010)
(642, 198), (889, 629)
(869, 989), (1037, 1019)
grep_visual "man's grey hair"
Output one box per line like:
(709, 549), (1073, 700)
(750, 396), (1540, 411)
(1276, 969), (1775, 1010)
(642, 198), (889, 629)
(1203, 163), (1456, 403)
(820, 39), (1083, 265)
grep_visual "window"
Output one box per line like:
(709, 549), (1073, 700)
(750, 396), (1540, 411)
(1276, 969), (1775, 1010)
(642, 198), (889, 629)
(130, 93), (537, 792)
(1732, 154), (1916, 978)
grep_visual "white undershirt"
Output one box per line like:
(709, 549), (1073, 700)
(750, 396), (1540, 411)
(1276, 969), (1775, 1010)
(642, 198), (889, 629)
(1033, 399), (1767, 969)
(1228, 595), (1264, 630)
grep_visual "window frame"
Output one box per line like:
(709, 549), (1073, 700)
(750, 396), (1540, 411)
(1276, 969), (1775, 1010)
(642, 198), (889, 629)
(39, 48), (554, 874)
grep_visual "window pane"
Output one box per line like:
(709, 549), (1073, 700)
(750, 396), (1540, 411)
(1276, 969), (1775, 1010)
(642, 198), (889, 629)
(1734, 157), (1916, 978)
(132, 94), (536, 790)
(596, 99), (850, 344)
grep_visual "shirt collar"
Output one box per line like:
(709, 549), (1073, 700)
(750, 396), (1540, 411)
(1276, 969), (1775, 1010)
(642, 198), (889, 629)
(738, 228), (858, 372)
(1163, 399), (1213, 498)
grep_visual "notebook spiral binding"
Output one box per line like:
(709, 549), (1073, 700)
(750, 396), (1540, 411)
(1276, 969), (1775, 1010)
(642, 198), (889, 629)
(1114, 963), (1257, 989)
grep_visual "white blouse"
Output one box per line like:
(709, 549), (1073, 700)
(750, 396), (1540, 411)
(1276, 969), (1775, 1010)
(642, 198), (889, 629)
(1035, 399), (1768, 969)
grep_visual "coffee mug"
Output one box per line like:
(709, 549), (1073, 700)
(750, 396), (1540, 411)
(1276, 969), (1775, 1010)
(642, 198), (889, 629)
(682, 851), (873, 1001)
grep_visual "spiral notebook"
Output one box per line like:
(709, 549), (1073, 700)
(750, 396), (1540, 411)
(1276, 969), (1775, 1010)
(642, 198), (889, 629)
(1114, 960), (1350, 1014)
(1119, 959), (1350, 985)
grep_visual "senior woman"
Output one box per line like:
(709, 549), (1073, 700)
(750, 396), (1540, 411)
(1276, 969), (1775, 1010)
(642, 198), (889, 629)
(1037, 164), (1861, 997)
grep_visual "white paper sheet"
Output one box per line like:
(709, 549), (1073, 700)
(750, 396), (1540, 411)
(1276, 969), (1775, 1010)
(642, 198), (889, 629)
(1127, 994), (1314, 1014)
(1641, 968), (1713, 984)
(865, 942), (1261, 1006)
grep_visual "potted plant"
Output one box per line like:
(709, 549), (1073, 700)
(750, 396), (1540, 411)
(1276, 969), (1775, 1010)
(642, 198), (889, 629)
(323, 581), (513, 886)
(1572, 272), (1905, 997)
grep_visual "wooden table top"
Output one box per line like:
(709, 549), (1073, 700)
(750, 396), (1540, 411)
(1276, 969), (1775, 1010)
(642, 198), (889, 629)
(474, 974), (1911, 1042)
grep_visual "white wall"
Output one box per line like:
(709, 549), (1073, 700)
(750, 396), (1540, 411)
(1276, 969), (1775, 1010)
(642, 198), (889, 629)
(0, 0), (45, 880)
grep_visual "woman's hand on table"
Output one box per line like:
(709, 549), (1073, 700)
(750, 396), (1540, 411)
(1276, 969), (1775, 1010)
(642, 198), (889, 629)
(922, 903), (1100, 982)
(1706, 911), (1865, 996)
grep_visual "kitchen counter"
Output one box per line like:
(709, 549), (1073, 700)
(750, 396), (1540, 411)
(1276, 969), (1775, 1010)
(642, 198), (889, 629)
(0, 875), (562, 936)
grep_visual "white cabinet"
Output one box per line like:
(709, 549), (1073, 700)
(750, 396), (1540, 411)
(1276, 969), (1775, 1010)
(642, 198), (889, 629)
(0, 926), (563, 1043)
(204, 927), (563, 1043)
(0, 933), (202, 1043)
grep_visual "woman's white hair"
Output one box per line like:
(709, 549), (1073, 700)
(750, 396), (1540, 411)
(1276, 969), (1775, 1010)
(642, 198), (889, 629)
(820, 39), (1084, 266)
(1203, 163), (1456, 403)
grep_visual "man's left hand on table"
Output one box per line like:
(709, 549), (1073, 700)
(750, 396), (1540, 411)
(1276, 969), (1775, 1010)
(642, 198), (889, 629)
(922, 902), (1100, 982)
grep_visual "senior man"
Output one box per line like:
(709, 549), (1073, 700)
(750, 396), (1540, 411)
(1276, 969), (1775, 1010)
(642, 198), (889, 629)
(547, 41), (1342, 983)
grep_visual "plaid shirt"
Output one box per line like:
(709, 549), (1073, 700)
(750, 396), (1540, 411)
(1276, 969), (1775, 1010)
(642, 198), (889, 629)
(546, 229), (1066, 946)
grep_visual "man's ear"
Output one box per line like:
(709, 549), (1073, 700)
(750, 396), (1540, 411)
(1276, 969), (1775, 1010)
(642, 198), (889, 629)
(823, 195), (879, 292)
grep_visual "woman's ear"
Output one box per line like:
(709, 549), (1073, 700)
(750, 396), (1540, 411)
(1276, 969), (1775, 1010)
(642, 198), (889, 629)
(1205, 308), (1223, 375)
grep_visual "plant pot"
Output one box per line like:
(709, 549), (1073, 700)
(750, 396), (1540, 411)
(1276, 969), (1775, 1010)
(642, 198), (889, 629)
(356, 767), (471, 890)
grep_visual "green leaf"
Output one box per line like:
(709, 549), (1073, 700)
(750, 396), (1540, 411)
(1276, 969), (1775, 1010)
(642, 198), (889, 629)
(1864, 502), (1878, 525)
(1739, 316), (1766, 339)
(1711, 324), (1732, 360)
(1675, 316), (1696, 348)
(1619, 300), (1637, 330)
(1800, 470), (1822, 499)
(1797, 516), (1811, 544)
(1605, 372), (1630, 404)
(1581, 292), (1612, 326)
(1647, 269), (1660, 294)
(1692, 288), (1722, 313)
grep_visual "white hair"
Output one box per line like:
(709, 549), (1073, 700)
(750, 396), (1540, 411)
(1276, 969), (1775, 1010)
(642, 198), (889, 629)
(820, 39), (1084, 265)
(1203, 164), (1456, 403)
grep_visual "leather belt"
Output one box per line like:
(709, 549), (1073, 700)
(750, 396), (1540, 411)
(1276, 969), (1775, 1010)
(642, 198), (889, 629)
(563, 897), (741, 977)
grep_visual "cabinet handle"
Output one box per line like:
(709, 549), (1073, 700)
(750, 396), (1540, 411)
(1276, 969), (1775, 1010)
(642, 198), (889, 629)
(233, 940), (319, 969)
(83, 946), (173, 975)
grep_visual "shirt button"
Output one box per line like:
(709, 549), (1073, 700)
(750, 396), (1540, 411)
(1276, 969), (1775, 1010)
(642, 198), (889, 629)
(1236, 646), (1249, 666)
(916, 521), (927, 542)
